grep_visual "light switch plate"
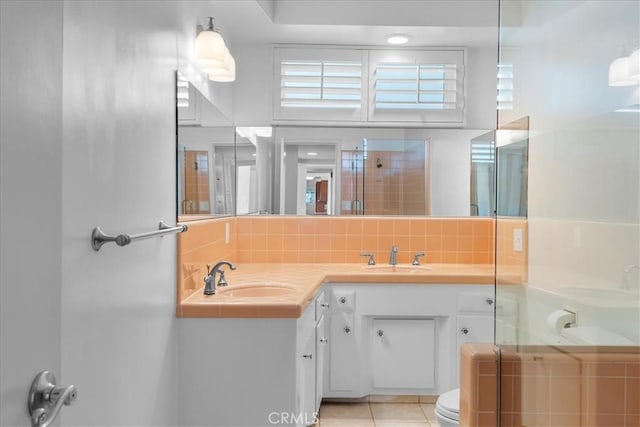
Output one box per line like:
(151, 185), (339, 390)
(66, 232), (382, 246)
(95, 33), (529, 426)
(513, 228), (523, 252)
(225, 222), (230, 244)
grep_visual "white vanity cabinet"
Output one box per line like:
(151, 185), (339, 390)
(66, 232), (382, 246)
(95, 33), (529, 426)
(324, 284), (494, 398)
(178, 290), (325, 427)
(456, 290), (495, 384)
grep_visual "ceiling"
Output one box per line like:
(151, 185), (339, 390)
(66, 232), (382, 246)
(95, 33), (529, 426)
(202, 0), (500, 48)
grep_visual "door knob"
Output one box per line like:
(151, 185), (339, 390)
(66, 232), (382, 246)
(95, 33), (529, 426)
(28, 371), (77, 427)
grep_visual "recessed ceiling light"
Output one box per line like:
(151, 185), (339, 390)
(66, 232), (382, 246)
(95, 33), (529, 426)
(307, 152), (318, 156)
(386, 34), (410, 45)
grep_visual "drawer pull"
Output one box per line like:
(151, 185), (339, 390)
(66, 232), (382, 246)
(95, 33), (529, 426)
(339, 297), (347, 304)
(320, 303), (330, 308)
(486, 298), (494, 306)
(302, 354), (313, 359)
(377, 330), (384, 338)
(461, 327), (469, 335)
(319, 337), (328, 344)
(343, 326), (351, 334)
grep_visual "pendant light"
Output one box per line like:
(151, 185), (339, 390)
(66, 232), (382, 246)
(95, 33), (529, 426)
(194, 17), (236, 82)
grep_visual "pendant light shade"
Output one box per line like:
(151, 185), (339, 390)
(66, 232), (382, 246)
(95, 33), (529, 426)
(208, 49), (236, 82)
(608, 56), (635, 86)
(194, 17), (236, 82)
(629, 49), (640, 80)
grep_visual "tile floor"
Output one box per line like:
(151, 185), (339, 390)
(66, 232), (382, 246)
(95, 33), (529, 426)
(316, 402), (441, 427)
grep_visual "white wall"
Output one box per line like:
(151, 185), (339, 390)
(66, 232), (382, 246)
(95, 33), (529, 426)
(498, 0), (640, 344)
(0, 2), (63, 425)
(233, 44), (497, 129)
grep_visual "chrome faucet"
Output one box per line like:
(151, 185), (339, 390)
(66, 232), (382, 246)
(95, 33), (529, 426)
(204, 261), (236, 295)
(621, 264), (639, 290)
(389, 245), (398, 266)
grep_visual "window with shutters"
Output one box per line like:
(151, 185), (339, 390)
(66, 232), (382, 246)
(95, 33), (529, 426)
(273, 47), (466, 126)
(368, 49), (465, 124)
(273, 47), (367, 122)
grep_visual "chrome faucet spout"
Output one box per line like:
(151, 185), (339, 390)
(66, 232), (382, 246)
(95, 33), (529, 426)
(204, 261), (237, 295)
(389, 245), (398, 266)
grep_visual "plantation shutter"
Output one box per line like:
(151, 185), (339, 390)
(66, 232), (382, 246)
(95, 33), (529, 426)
(368, 49), (465, 124)
(273, 47), (367, 122)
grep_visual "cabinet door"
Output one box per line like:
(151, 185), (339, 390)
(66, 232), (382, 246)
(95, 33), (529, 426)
(371, 319), (435, 389)
(328, 313), (358, 392)
(456, 315), (494, 385)
(299, 332), (316, 425)
(315, 315), (327, 413)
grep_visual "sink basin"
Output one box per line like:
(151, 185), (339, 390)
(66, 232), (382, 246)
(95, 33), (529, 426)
(363, 264), (432, 273)
(558, 287), (639, 307)
(216, 282), (298, 298)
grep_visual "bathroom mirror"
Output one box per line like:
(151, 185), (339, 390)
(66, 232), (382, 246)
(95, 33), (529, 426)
(239, 126), (487, 217)
(176, 73), (236, 221)
(470, 130), (496, 216)
(496, 116), (529, 217)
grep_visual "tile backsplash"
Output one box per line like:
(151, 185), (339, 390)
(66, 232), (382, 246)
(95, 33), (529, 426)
(177, 216), (495, 302)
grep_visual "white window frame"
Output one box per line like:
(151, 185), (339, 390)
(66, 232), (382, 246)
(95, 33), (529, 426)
(273, 47), (368, 123)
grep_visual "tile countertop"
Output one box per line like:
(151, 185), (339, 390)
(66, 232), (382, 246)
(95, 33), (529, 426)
(178, 263), (495, 318)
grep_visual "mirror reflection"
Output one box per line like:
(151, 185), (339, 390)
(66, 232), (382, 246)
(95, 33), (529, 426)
(470, 130), (496, 216)
(176, 73), (235, 221)
(496, 116), (529, 217)
(236, 126), (493, 217)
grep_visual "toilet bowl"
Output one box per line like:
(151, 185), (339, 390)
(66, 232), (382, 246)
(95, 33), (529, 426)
(435, 388), (460, 426)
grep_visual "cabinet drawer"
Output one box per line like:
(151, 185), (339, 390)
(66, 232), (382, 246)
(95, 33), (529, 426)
(315, 290), (329, 321)
(457, 292), (494, 313)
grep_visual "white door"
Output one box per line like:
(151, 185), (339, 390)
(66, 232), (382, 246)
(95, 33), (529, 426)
(0, 2), (64, 425)
(1, 2), (180, 426)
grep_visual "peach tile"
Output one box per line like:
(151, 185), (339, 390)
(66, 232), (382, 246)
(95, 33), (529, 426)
(331, 251), (347, 263)
(625, 414), (640, 426)
(282, 235), (299, 251)
(626, 377), (640, 414)
(458, 219), (473, 236)
(362, 236), (378, 253)
(282, 218), (299, 235)
(282, 251), (299, 263)
(315, 235), (331, 249)
(410, 219), (426, 236)
(549, 377), (582, 414)
(442, 236), (457, 252)
(442, 219), (458, 235)
(298, 218), (315, 234)
(331, 235), (347, 251)
(410, 236), (426, 252)
(394, 219), (412, 236)
(314, 251), (332, 263)
(298, 251), (315, 263)
(585, 362), (626, 377)
(586, 377), (626, 414)
(319, 403), (372, 421)
(628, 363), (640, 378)
(330, 218), (347, 235)
(299, 235), (315, 250)
(378, 220), (394, 236)
(362, 219), (378, 236)
(457, 252), (473, 264)
(477, 411), (498, 426)
(370, 403), (427, 422)
(586, 413), (625, 426)
(425, 235), (442, 251)
(315, 219), (331, 235)
(477, 375), (497, 412)
(458, 235), (474, 252)
(425, 219), (442, 235)
(346, 235), (362, 252)
(252, 234), (267, 250)
(252, 218), (267, 234)
(266, 251), (283, 263)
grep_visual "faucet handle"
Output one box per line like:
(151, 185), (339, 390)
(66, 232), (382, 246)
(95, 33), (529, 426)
(217, 270), (229, 287)
(412, 252), (426, 266)
(360, 252), (376, 265)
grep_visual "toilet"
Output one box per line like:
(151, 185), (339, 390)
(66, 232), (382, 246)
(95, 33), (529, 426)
(435, 388), (460, 426)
